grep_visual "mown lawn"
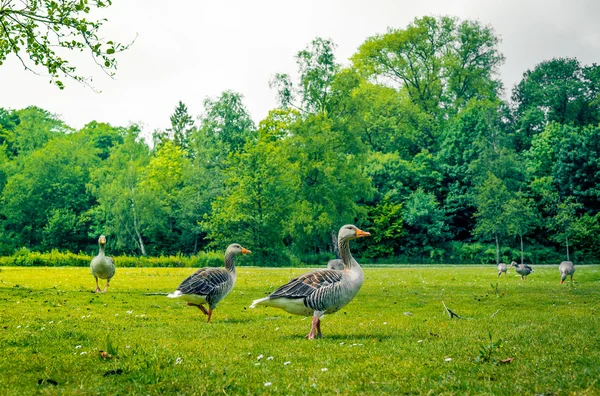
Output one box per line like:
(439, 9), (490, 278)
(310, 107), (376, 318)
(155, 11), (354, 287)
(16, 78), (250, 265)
(0, 265), (598, 395)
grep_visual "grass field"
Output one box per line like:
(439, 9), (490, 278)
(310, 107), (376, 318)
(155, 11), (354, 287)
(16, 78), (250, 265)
(0, 264), (599, 395)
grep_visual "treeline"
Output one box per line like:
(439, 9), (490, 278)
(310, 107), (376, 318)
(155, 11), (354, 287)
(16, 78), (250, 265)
(1, 16), (599, 265)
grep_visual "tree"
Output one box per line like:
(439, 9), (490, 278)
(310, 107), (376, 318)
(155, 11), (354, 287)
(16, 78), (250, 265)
(504, 191), (537, 264)
(90, 125), (151, 255)
(0, 0), (132, 88)
(352, 16), (504, 117)
(548, 197), (583, 261)
(473, 173), (509, 264)
(511, 58), (600, 150)
(403, 188), (450, 259)
(168, 101), (195, 150)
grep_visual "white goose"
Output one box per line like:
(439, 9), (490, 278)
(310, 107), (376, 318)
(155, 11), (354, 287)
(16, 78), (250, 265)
(90, 235), (115, 293)
(251, 225), (370, 339)
(168, 244), (251, 323)
(559, 261), (575, 284)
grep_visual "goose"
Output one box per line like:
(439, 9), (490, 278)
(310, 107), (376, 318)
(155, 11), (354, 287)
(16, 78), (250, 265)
(559, 261), (575, 284)
(509, 261), (533, 280)
(168, 244), (251, 322)
(90, 235), (115, 293)
(251, 224), (370, 339)
(497, 262), (507, 277)
(327, 259), (344, 270)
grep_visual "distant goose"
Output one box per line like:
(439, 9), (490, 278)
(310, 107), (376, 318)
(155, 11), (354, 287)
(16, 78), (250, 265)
(251, 225), (370, 339)
(90, 235), (115, 293)
(497, 262), (507, 277)
(559, 261), (575, 284)
(509, 261), (533, 280)
(327, 259), (344, 270)
(168, 244), (251, 323)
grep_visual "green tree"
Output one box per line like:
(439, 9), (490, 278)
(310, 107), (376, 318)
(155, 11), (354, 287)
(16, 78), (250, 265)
(0, 0), (132, 88)
(504, 191), (537, 264)
(547, 197), (583, 261)
(168, 101), (195, 150)
(511, 58), (600, 150)
(90, 126), (151, 255)
(473, 173), (509, 264)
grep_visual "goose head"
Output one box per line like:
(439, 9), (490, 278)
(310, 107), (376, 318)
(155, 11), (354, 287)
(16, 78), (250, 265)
(98, 235), (107, 246)
(509, 261), (517, 268)
(338, 224), (371, 241)
(226, 243), (252, 256)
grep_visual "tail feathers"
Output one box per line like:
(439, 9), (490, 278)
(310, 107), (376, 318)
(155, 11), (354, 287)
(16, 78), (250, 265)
(167, 290), (183, 299)
(250, 297), (270, 309)
(144, 292), (169, 296)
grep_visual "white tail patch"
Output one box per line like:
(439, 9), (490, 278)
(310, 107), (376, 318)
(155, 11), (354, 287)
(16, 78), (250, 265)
(250, 297), (269, 308)
(167, 290), (183, 299)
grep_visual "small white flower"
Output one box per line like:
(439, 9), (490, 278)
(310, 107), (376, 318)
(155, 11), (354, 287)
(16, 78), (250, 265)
(257, 354), (264, 360)
(175, 357), (182, 365)
(81, 316), (86, 319)
(115, 314), (119, 317)
(140, 314), (146, 317)
(321, 368), (328, 372)
(339, 342), (344, 345)
(16, 326), (21, 329)
(40, 327), (45, 330)
(445, 357), (452, 362)
(418, 340), (423, 343)
(255, 363), (261, 366)
(126, 310), (133, 314)
(48, 321), (54, 324)
(275, 327), (279, 331)
(75, 345), (82, 349)
(125, 345), (131, 349)
(267, 356), (274, 360)
(80, 351), (87, 355)
(383, 322), (388, 325)
(284, 361), (291, 366)
(264, 382), (272, 387)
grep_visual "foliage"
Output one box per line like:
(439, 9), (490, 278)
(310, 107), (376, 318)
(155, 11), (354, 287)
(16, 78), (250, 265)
(0, 0), (132, 88)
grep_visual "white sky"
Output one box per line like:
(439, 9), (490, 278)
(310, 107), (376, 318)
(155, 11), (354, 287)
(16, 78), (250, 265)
(1, 0), (598, 138)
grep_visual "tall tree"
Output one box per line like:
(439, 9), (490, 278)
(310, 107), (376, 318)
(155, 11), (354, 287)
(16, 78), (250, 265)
(473, 173), (509, 264)
(547, 197), (583, 261)
(504, 191), (537, 264)
(0, 0), (132, 88)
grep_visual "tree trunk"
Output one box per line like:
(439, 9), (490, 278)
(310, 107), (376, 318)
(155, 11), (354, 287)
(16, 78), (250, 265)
(495, 233), (500, 265)
(520, 233), (524, 265)
(331, 230), (339, 259)
(566, 234), (570, 261)
(130, 187), (147, 256)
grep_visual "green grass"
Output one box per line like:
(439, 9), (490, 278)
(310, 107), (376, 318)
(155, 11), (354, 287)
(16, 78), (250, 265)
(0, 265), (599, 395)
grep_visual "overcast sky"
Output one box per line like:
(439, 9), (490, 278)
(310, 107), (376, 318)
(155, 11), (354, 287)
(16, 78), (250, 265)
(1, 0), (598, 138)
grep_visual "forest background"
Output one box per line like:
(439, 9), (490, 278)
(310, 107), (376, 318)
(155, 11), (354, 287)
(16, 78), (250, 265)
(1, 16), (599, 266)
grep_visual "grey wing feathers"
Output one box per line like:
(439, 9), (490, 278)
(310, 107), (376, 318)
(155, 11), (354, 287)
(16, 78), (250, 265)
(269, 270), (343, 299)
(177, 268), (229, 296)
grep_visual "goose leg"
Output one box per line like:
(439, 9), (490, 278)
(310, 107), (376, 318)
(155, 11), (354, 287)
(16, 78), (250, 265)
(316, 318), (322, 338)
(206, 309), (213, 323)
(306, 315), (320, 340)
(103, 280), (110, 293)
(95, 277), (102, 293)
(186, 302), (209, 316)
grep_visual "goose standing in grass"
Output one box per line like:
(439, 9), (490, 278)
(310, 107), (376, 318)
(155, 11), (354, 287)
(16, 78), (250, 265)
(559, 261), (575, 284)
(90, 235), (115, 293)
(497, 262), (507, 277)
(251, 225), (370, 340)
(509, 261), (533, 280)
(168, 244), (251, 323)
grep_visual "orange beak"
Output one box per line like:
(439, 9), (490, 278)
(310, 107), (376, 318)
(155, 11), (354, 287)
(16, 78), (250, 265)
(241, 248), (252, 254)
(355, 228), (371, 238)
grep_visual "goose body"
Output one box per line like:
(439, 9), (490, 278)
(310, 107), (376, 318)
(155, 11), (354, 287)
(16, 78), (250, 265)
(497, 262), (507, 277)
(510, 261), (533, 280)
(327, 258), (344, 270)
(90, 235), (115, 293)
(559, 261), (575, 284)
(168, 244), (250, 322)
(251, 225), (370, 339)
